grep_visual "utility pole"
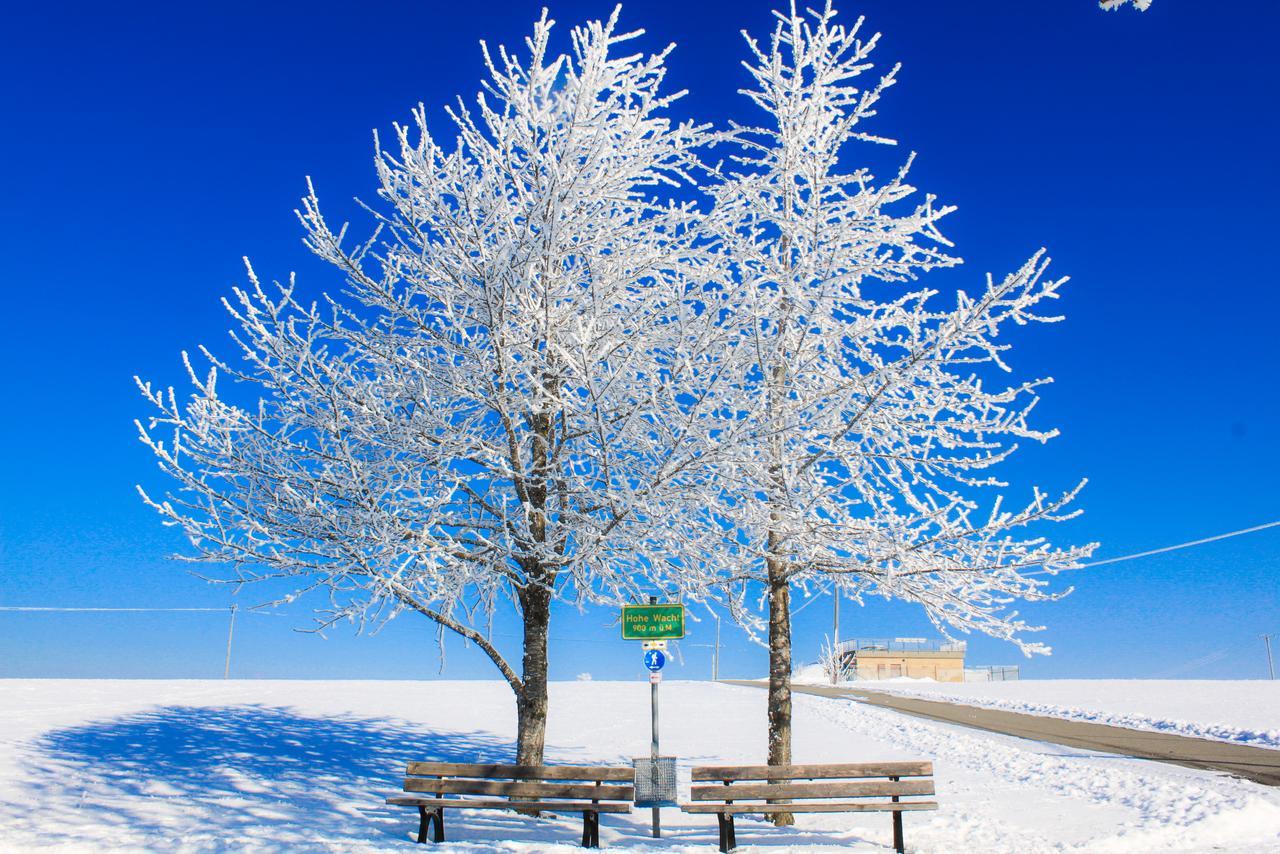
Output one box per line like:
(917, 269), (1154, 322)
(1264, 634), (1275, 680)
(223, 604), (238, 679)
(833, 590), (840, 649)
(712, 614), (720, 682)
(833, 590), (841, 680)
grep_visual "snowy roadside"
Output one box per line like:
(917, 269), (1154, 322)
(0, 679), (1277, 852)
(838, 679), (1280, 750)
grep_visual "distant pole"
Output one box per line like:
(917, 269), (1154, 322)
(833, 590), (841, 679)
(649, 595), (660, 839)
(223, 604), (238, 679)
(833, 590), (840, 649)
(712, 614), (720, 682)
(1264, 634), (1276, 680)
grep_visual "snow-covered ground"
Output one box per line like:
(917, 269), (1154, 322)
(1, 679), (1278, 852)
(849, 679), (1280, 749)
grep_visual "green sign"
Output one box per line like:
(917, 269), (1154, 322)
(622, 603), (685, 640)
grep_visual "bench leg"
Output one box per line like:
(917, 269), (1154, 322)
(892, 810), (903, 854)
(716, 813), (737, 853)
(581, 810), (599, 848)
(416, 806), (444, 844)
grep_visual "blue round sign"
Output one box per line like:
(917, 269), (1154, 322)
(643, 650), (666, 672)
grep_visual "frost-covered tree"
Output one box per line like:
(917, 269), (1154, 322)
(699, 3), (1096, 821)
(135, 8), (723, 766)
(817, 635), (846, 685)
(1100, 0), (1152, 11)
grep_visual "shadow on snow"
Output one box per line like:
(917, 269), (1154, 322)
(5, 703), (572, 848)
(3, 703), (893, 851)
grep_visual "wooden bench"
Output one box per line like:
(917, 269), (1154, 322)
(680, 761), (937, 853)
(386, 762), (634, 848)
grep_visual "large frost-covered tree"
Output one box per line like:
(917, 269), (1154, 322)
(135, 9), (725, 766)
(699, 3), (1096, 821)
(135, 0), (1096, 780)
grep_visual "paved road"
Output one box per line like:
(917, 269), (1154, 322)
(725, 680), (1280, 787)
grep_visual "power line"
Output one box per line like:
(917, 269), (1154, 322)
(0, 604), (280, 680)
(0, 606), (230, 612)
(0, 606), (285, 614)
(792, 590), (827, 617)
(793, 517), (1280, 619)
(1033, 518), (1280, 576)
(6, 517), (1276, 666)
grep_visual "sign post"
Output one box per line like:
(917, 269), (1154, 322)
(626, 596), (684, 839)
(648, 597), (662, 838)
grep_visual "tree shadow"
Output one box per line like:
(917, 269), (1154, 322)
(1, 703), (893, 851)
(1, 703), (629, 849)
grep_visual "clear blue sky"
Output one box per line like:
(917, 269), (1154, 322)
(1, 0), (1276, 682)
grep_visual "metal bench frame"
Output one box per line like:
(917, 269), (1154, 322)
(387, 762), (635, 848)
(680, 761), (938, 853)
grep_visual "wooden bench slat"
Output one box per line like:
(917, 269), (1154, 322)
(386, 796), (631, 813)
(405, 777), (634, 801)
(691, 779), (934, 801)
(406, 762), (633, 782)
(691, 761), (933, 781)
(680, 801), (939, 815)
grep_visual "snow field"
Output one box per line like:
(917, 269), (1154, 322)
(0, 679), (1277, 852)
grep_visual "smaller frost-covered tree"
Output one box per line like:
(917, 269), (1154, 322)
(697, 3), (1096, 822)
(135, 8), (726, 766)
(817, 635), (846, 685)
(1099, 0), (1152, 11)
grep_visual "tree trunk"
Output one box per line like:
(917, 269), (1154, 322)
(766, 554), (794, 826)
(516, 372), (556, 769)
(515, 582), (552, 767)
(762, 348), (794, 826)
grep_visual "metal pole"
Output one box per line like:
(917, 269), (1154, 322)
(223, 604), (238, 679)
(712, 614), (720, 682)
(833, 589), (841, 681)
(1264, 634), (1276, 680)
(649, 595), (660, 839)
(833, 589), (840, 650)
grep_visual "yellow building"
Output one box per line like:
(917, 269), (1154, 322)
(837, 639), (966, 683)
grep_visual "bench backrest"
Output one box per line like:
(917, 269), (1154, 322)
(690, 762), (935, 803)
(403, 762), (635, 804)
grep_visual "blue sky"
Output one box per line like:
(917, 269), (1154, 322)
(1, 0), (1277, 682)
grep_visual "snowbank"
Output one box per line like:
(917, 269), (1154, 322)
(790, 664), (937, 687)
(791, 662), (831, 685)
(859, 679), (1280, 749)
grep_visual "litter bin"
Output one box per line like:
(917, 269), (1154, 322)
(632, 756), (678, 808)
